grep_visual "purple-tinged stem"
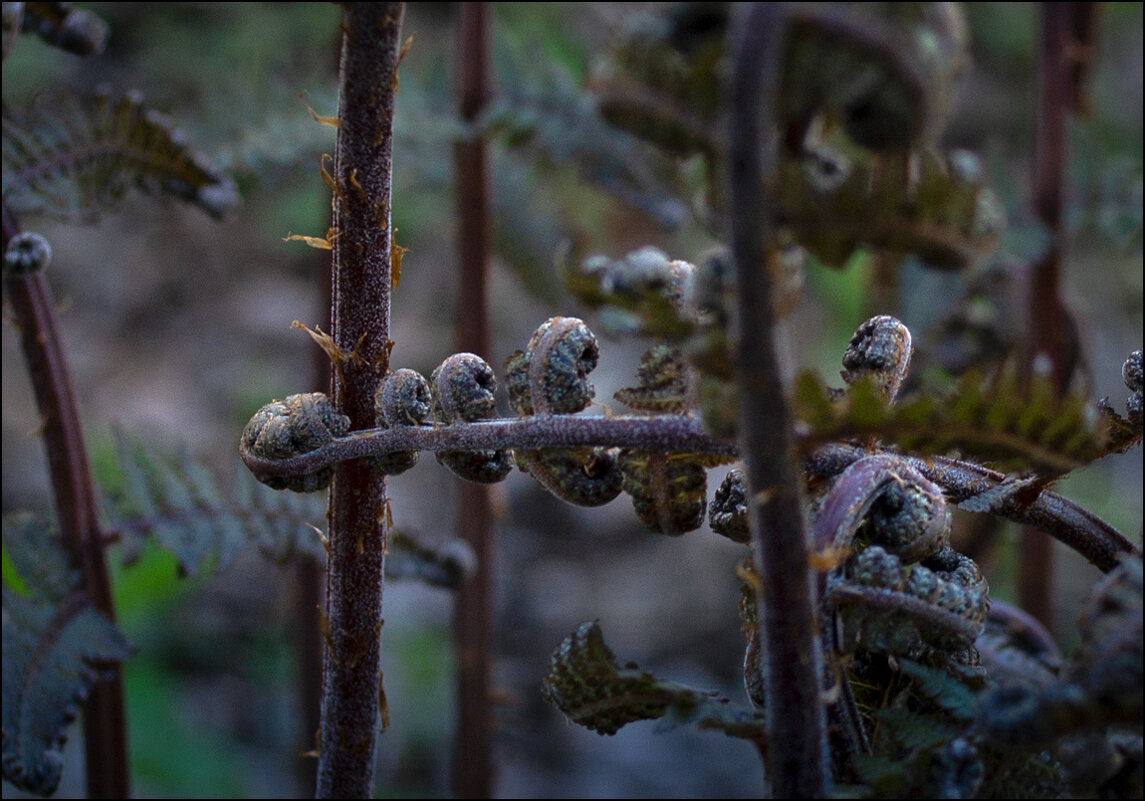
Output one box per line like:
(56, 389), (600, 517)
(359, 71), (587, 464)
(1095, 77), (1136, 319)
(728, 4), (830, 796)
(3, 204), (129, 797)
(316, 5), (403, 798)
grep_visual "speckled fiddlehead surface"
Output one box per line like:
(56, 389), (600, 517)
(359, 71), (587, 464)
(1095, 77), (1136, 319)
(506, 318), (625, 506)
(241, 393), (350, 492)
(431, 352), (514, 484)
(372, 368), (431, 475)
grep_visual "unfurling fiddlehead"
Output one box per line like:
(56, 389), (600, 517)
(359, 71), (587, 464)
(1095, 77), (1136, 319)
(710, 469), (749, 543)
(373, 367), (431, 475)
(241, 393), (349, 493)
(432, 353), (513, 484)
(614, 344), (712, 535)
(840, 314), (913, 403)
(506, 317), (623, 506)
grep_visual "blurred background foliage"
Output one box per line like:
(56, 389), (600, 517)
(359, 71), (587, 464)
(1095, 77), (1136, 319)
(2, 2), (1141, 797)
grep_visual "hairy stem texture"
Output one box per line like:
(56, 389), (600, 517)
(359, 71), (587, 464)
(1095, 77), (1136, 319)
(317, 5), (403, 798)
(728, 4), (830, 797)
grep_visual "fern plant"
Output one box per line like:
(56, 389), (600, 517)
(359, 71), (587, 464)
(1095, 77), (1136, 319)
(3, 2), (1142, 799)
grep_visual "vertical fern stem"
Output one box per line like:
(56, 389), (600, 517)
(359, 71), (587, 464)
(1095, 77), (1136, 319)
(451, 2), (496, 797)
(728, 5), (830, 797)
(317, 5), (403, 798)
(3, 203), (129, 798)
(1019, 3), (1097, 628)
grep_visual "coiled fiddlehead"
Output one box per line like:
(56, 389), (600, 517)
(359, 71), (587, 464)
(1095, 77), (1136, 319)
(567, 248), (699, 341)
(710, 469), (749, 544)
(241, 393), (350, 493)
(505, 317), (623, 506)
(373, 368), (431, 475)
(1123, 349), (1142, 425)
(3, 231), (51, 276)
(431, 353), (513, 484)
(840, 314), (913, 404)
(826, 544), (988, 656)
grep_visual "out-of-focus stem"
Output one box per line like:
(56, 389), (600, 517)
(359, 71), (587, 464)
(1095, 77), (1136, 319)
(3, 204), (129, 797)
(451, 2), (496, 797)
(728, 4), (830, 796)
(1020, 3), (1099, 627)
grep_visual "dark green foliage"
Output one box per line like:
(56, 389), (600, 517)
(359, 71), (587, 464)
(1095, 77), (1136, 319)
(106, 430), (328, 574)
(614, 345), (693, 414)
(793, 365), (1118, 477)
(778, 144), (1004, 271)
(1, 515), (132, 797)
(2, 89), (238, 221)
(542, 620), (763, 740)
(617, 450), (708, 535)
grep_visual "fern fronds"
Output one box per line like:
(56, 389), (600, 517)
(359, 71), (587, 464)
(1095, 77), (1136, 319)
(104, 430), (326, 575)
(794, 367), (1114, 477)
(1, 514), (132, 797)
(2, 89), (238, 221)
(542, 620), (763, 739)
(104, 430), (473, 585)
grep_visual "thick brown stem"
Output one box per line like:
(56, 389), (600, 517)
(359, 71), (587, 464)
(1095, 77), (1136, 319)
(451, 2), (496, 797)
(4, 205), (129, 797)
(728, 4), (829, 796)
(316, 5), (403, 798)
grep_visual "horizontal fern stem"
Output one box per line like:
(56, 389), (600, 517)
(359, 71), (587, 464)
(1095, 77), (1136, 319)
(238, 414), (1136, 572)
(241, 413), (736, 477)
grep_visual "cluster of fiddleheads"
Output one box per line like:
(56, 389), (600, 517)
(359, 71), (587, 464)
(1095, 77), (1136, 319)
(232, 4), (1141, 797)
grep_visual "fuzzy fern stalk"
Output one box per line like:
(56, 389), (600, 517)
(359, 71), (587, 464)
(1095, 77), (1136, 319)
(316, 5), (404, 798)
(728, 5), (830, 795)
